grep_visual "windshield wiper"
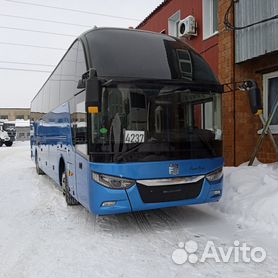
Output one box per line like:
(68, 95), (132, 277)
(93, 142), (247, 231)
(114, 142), (145, 162)
(113, 137), (161, 162)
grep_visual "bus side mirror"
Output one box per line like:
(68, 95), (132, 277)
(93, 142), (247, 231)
(85, 68), (101, 113)
(247, 81), (263, 115)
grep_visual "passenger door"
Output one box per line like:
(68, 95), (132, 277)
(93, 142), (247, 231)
(74, 92), (89, 207)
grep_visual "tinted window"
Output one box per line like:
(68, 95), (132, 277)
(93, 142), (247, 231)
(130, 92), (146, 109)
(190, 52), (217, 82)
(32, 40), (87, 121)
(60, 41), (78, 104)
(75, 41), (87, 86)
(49, 63), (61, 111)
(31, 97), (38, 121)
(36, 92), (43, 120)
(74, 91), (87, 154)
(89, 84), (222, 163)
(42, 84), (50, 114)
(85, 29), (218, 83)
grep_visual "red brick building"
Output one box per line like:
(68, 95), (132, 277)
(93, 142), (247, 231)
(137, 0), (278, 165)
(137, 0), (219, 76)
(218, 0), (278, 165)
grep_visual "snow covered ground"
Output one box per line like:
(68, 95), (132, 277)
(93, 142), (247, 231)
(0, 142), (277, 278)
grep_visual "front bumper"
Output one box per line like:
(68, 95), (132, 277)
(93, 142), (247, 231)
(88, 158), (224, 215)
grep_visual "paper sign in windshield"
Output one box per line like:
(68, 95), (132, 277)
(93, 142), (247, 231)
(124, 130), (145, 144)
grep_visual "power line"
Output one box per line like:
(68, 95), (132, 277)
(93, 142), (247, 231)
(0, 26), (77, 37)
(4, 0), (141, 21)
(0, 13), (92, 28)
(0, 67), (51, 73)
(0, 41), (67, 50)
(0, 60), (55, 67)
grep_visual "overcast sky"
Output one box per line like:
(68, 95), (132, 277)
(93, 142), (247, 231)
(0, 0), (162, 108)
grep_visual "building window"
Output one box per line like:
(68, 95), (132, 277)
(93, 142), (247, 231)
(202, 0), (218, 39)
(16, 115), (25, 120)
(0, 115), (8, 120)
(168, 11), (180, 37)
(263, 71), (278, 132)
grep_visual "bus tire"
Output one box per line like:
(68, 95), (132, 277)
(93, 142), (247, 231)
(4, 141), (13, 147)
(61, 171), (79, 206)
(35, 152), (45, 175)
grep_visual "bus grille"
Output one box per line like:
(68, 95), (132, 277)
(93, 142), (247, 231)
(137, 178), (204, 204)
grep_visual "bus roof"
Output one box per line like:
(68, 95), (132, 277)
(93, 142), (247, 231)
(31, 27), (221, 104)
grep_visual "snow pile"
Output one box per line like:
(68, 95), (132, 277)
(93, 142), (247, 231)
(0, 144), (277, 277)
(212, 163), (278, 236)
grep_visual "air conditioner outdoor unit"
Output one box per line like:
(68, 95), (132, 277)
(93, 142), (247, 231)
(178, 15), (197, 37)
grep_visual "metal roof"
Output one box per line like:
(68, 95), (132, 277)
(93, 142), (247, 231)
(235, 0), (278, 63)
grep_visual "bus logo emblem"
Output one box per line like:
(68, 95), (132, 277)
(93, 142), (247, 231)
(169, 164), (179, 175)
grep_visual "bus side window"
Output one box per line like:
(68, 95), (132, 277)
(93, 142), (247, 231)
(71, 40), (87, 152)
(193, 101), (213, 130)
(75, 41), (87, 87)
(60, 41), (78, 105)
(193, 104), (202, 129)
(74, 91), (87, 155)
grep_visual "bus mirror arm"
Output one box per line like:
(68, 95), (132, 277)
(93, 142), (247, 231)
(77, 69), (90, 89)
(238, 80), (263, 115)
(77, 68), (97, 89)
(77, 79), (85, 89)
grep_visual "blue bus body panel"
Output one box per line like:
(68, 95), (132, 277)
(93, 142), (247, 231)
(88, 157), (224, 215)
(89, 181), (132, 214)
(31, 102), (75, 188)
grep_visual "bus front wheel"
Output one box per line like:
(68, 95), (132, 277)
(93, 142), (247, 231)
(61, 171), (79, 206)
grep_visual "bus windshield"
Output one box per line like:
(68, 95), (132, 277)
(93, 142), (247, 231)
(89, 83), (222, 163)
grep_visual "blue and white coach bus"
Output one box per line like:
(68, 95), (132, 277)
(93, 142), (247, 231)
(30, 28), (224, 215)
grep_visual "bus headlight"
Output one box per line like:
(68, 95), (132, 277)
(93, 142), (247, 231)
(92, 172), (135, 189)
(206, 168), (223, 182)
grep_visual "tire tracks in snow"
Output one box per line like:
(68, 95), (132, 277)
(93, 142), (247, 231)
(132, 211), (153, 233)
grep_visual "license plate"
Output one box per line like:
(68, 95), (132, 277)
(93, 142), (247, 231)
(124, 130), (145, 144)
